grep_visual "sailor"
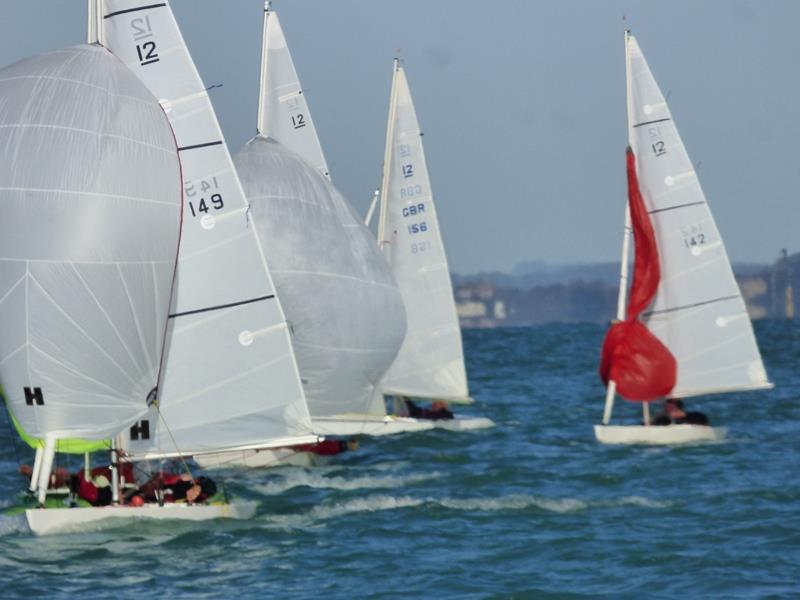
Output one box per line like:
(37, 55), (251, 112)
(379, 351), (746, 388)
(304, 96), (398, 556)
(404, 398), (454, 420)
(126, 472), (217, 505)
(293, 439), (359, 456)
(653, 398), (709, 426)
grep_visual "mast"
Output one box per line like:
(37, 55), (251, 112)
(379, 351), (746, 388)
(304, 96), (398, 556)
(87, 0), (97, 44)
(256, 1), (271, 135)
(377, 59), (401, 252)
(601, 30), (634, 426)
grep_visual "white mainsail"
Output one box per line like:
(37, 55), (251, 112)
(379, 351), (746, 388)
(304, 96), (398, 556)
(257, 4), (330, 180)
(0, 45), (182, 441)
(376, 61), (469, 402)
(101, 0), (315, 459)
(626, 33), (771, 398)
(234, 138), (406, 419)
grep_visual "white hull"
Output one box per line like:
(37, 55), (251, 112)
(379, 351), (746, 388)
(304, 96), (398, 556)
(311, 415), (435, 436)
(311, 415), (495, 437)
(25, 501), (257, 536)
(196, 447), (315, 470)
(594, 424), (727, 445)
(431, 417), (495, 431)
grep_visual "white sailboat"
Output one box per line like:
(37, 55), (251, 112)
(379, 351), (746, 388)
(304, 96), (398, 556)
(373, 60), (493, 432)
(595, 31), (772, 445)
(1, 0), (319, 533)
(196, 5), (423, 468)
(0, 36), (194, 533)
(101, 0), (318, 463)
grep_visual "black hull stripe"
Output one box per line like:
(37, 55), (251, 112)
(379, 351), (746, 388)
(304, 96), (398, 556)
(104, 3), (167, 19)
(169, 294), (276, 319)
(649, 200), (705, 215)
(178, 140), (223, 152)
(633, 117), (671, 128)
(644, 294), (740, 317)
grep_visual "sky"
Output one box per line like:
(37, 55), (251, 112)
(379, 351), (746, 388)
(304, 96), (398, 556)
(1, 1), (798, 274)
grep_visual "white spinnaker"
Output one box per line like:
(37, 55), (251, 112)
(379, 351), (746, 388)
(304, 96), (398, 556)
(627, 34), (771, 397)
(0, 45), (182, 440)
(377, 63), (469, 401)
(101, 0), (315, 458)
(257, 6), (330, 180)
(234, 138), (405, 418)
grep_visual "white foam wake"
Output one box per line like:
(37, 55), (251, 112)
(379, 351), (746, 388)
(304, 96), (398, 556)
(255, 470), (440, 495)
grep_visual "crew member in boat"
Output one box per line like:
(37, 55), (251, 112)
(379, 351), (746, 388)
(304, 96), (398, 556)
(69, 462), (137, 507)
(19, 464), (70, 489)
(293, 439), (359, 456)
(652, 398), (709, 426)
(126, 472), (217, 505)
(403, 398), (454, 420)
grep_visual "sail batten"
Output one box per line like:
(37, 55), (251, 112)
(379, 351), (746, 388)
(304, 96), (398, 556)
(102, 0), (314, 457)
(377, 62), (469, 402)
(626, 33), (771, 396)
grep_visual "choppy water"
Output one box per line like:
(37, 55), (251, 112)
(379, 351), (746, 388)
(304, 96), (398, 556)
(1, 321), (798, 598)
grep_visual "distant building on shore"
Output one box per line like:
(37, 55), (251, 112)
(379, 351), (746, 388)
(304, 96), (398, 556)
(454, 252), (798, 328)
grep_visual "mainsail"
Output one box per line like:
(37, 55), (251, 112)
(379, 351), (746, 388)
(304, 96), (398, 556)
(257, 4), (330, 180)
(626, 33), (771, 398)
(0, 45), (182, 441)
(376, 61), (469, 402)
(101, 0), (315, 458)
(234, 139), (406, 418)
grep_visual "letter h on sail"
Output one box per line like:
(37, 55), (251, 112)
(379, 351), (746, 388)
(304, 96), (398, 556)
(129, 420), (150, 441)
(24, 387), (44, 406)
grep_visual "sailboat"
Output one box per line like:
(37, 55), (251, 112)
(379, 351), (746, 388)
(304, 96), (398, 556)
(195, 5), (435, 469)
(596, 31), (772, 445)
(0, 36), (190, 532)
(370, 59), (494, 432)
(3, 0), (318, 533)
(100, 0), (318, 461)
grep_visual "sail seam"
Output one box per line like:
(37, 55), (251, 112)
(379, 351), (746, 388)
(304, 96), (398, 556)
(643, 294), (740, 316)
(168, 294), (276, 319)
(648, 200), (706, 215)
(104, 3), (167, 19)
(633, 117), (671, 128)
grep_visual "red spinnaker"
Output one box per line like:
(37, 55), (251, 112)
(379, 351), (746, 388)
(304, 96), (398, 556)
(599, 148), (677, 401)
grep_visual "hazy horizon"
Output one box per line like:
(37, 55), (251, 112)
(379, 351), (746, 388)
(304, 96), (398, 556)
(1, 0), (797, 273)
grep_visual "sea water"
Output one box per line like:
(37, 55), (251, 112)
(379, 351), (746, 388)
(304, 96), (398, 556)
(0, 320), (797, 598)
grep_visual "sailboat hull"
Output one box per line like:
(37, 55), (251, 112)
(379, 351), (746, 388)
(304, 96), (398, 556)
(196, 448), (315, 470)
(594, 424), (727, 445)
(311, 415), (495, 437)
(25, 501), (257, 536)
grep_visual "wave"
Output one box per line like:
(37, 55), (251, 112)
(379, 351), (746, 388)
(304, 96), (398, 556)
(309, 495), (424, 520)
(255, 470), (441, 495)
(263, 493), (673, 526)
(0, 515), (29, 537)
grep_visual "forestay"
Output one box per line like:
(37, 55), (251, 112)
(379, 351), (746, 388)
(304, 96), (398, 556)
(101, 0), (315, 458)
(627, 34), (771, 397)
(257, 5), (330, 180)
(234, 138), (406, 418)
(0, 45), (182, 440)
(377, 62), (469, 401)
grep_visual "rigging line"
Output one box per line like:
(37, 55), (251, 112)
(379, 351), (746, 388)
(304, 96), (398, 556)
(155, 404), (195, 483)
